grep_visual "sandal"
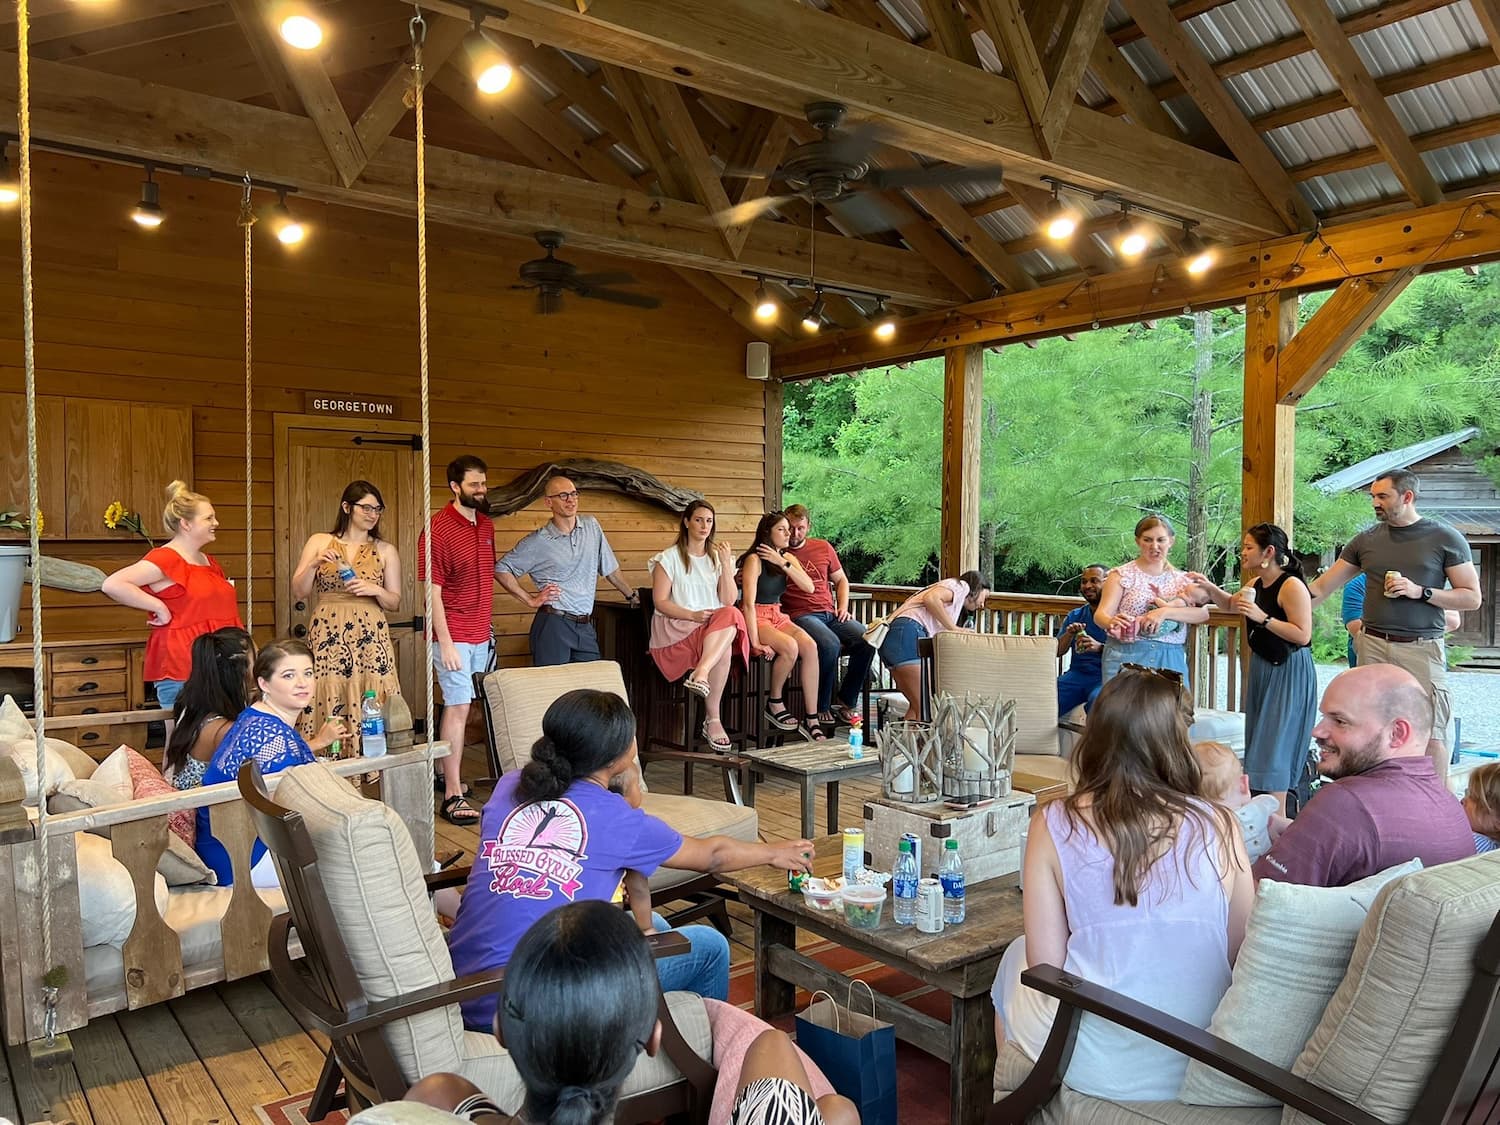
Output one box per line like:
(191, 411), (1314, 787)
(806, 720), (830, 742)
(764, 698), (802, 732)
(683, 677), (711, 699)
(831, 703), (860, 726)
(440, 794), (481, 826)
(700, 720), (733, 753)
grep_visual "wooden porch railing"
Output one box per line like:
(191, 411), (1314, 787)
(849, 584), (1247, 711)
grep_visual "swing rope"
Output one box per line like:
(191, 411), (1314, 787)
(15, 0), (65, 1039)
(238, 175), (256, 632)
(409, 9), (437, 860)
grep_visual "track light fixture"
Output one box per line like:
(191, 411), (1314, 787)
(466, 13), (514, 94)
(1042, 182), (1076, 242)
(0, 152), (18, 207)
(801, 289), (826, 333)
(872, 299), (896, 341)
(279, 12), (324, 50)
(131, 166), (164, 228)
(271, 191), (305, 245)
(1182, 224), (1216, 276)
(753, 278), (777, 322)
(1114, 206), (1150, 258)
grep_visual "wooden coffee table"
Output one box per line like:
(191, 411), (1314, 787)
(729, 835), (1024, 1125)
(742, 740), (883, 838)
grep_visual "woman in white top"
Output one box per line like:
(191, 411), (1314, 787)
(877, 570), (990, 721)
(647, 500), (750, 752)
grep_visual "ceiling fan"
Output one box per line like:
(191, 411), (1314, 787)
(711, 101), (1006, 230)
(512, 231), (662, 315)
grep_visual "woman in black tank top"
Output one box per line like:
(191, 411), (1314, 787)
(1190, 524), (1317, 816)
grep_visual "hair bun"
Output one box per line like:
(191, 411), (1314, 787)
(164, 479), (188, 500)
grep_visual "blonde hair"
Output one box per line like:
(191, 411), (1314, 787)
(1466, 762), (1500, 837)
(1192, 740), (1243, 804)
(162, 480), (210, 534)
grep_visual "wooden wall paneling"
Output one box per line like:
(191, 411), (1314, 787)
(63, 398), (131, 538)
(0, 392), (65, 537)
(128, 405), (194, 530)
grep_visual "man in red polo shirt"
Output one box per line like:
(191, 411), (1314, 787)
(417, 455), (496, 826)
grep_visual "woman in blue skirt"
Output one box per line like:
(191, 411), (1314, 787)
(1191, 524), (1317, 817)
(1094, 515), (1207, 688)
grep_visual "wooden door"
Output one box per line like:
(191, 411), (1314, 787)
(274, 417), (427, 726)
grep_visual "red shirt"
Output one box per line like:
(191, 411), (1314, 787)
(782, 538), (842, 617)
(417, 504), (497, 644)
(141, 547), (243, 682)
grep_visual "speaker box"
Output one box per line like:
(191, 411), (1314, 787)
(745, 341), (770, 381)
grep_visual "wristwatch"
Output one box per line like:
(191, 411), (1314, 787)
(1420, 586), (1434, 602)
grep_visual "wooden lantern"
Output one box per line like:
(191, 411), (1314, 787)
(880, 720), (942, 804)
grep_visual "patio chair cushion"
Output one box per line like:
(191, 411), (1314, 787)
(930, 633), (1060, 759)
(641, 791), (759, 893)
(993, 1042), (1278, 1125)
(271, 762), (472, 1086)
(1285, 851), (1500, 1125)
(481, 661), (630, 776)
(1178, 859), (1421, 1106)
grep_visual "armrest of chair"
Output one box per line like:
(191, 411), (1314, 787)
(1058, 719), (1086, 735)
(424, 866), (472, 892)
(640, 748), (751, 770)
(646, 930), (691, 960)
(1008, 966), (1385, 1125)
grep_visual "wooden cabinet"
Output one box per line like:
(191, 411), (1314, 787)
(0, 395), (192, 540)
(0, 637), (148, 751)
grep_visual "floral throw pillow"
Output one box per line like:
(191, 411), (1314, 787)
(123, 748), (194, 846)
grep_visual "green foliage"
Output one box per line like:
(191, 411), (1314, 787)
(784, 265), (1500, 589)
(1310, 599), (1353, 666)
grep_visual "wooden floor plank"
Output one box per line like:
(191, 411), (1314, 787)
(168, 990), (291, 1119)
(0, 1036), (23, 1125)
(114, 1005), (239, 1125)
(5, 1039), (94, 1125)
(214, 978), (327, 1096)
(68, 1017), (165, 1125)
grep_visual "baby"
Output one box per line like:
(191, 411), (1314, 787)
(1463, 761), (1500, 856)
(1193, 739), (1281, 863)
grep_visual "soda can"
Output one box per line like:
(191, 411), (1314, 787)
(902, 832), (922, 878)
(842, 827), (865, 883)
(1385, 570), (1402, 596)
(916, 878), (944, 933)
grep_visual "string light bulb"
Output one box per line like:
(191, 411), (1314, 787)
(0, 152), (19, 207)
(1042, 183), (1077, 242)
(801, 290), (826, 333)
(466, 19), (514, 94)
(753, 279), (777, 322)
(872, 298), (896, 341)
(1114, 206), (1150, 258)
(131, 166), (163, 228)
(1182, 225), (1216, 276)
(271, 192), (305, 245)
(279, 13), (323, 50)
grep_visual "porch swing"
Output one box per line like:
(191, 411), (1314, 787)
(0, 0), (442, 1057)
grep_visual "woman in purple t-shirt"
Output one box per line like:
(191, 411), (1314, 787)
(447, 689), (813, 1032)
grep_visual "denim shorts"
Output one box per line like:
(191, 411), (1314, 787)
(431, 639), (494, 705)
(879, 616), (928, 668)
(153, 679), (185, 709)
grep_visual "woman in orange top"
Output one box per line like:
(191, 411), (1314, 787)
(101, 481), (244, 735)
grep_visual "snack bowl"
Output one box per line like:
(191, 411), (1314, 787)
(840, 882), (886, 930)
(801, 877), (844, 911)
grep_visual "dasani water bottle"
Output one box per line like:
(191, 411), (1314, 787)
(360, 690), (387, 757)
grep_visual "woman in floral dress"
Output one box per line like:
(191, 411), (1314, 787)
(290, 480), (403, 752)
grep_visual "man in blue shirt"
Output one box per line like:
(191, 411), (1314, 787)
(1057, 564), (1109, 718)
(1341, 571), (1367, 667)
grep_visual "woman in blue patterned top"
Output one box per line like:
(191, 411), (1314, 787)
(195, 638), (321, 886)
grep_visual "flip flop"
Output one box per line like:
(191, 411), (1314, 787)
(831, 703), (860, 725)
(700, 721), (733, 753)
(440, 794), (481, 826)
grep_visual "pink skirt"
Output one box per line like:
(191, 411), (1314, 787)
(649, 605), (750, 681)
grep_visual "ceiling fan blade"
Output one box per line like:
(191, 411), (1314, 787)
(865, 163), (1006, 191)
(570, 271), (636, 288)
(824, 190), (904, 235)
(537, 289), (562, 315)
(709, 194), (799, 227)
(579, 288), (662, 309)
(823, 121), (883, 164)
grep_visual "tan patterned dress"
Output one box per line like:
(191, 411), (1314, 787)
(297, 541), (401, 752)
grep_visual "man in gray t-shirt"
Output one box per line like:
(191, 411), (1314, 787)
(1307, 470), (1482, 781)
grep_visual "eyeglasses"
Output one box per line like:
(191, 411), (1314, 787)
(1120, 663), (1183, 685)
(351, 503), (385, 514)
(546, 490), (580, 501)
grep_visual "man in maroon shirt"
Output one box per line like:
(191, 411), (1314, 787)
(1253, 664), (1473, 888)
(416, 455), (497, 826)
(783, 504), (875, 727)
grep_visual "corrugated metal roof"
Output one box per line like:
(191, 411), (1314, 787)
(1313, 428), (1482, 493)
(1433, 508), (1500, 537)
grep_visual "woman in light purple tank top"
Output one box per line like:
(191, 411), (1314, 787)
(993, 667), (1255, 1102)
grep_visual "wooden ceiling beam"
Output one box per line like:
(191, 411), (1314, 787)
(919, 0), (981, 67)
(499, 39), (636, 148)
(439, 0), (1288, 238)
(353, 14), (469, 173)
(0, 54), (962, 305)
(1088, 34), (1181, 138)
(770, 195), (1500, 377)
(1289, 112), (1500, 184)
(599, 65), (691, 199)
(1107, 0), (1238, 47)
(225, 0), (299, 112)
(1036, 0), (1110, 151)
(1468, 0), (1500, 67)
(1282, 0), (1441, 206)
(1276, 268), (1418, 404)
(257, 0), (367, 187)
(1118, 0), (1312, 232)
(641, 76), (748, 257)
(970, 0), (1050, 149)
(1, 0), (225, 48)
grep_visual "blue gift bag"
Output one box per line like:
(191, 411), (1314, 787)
(794, 981), (898, 1125)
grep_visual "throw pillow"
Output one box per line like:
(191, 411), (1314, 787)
(49, 779), (213, 887)
(122, 748), (194, 846)
(0, 695), (31, 742)
(1178, 859), (1423, 1106)
(0, 736), (78, 804)
(74, 832), (170, 948)
(89, 745), (136, 798)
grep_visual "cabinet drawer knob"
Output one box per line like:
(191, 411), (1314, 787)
(81, 656), (99, 666)
(77, 682), (98, 692)
(82, 707), (99, 715)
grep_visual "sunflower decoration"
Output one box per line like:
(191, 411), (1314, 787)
(0, 507), (42, 534)
(103, 501), (154, 546)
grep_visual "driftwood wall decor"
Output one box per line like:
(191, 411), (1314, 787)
(487, 460), (703, 516)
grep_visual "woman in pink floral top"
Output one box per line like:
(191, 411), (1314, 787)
(1093, 515), (1207, 689)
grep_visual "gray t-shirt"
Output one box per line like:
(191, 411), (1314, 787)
(1339, 518), (1471, 637)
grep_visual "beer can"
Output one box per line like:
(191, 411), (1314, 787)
(902, 832), (922, 878)
(842, 827), (865, 883)
(1385, 570), (1402, 596)
(916, 878), (944, 933)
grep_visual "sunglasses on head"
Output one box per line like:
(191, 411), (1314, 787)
(1120, 663), (1184, 685)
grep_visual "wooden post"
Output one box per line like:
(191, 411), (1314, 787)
(764, 379), (784, 513)
(941, 345), (983, 576)
(1241, 291), (1299, 534)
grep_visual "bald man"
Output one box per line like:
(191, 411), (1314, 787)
(1253, 664), (1473, 888)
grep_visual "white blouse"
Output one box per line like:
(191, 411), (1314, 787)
(647, 547), (726, 613)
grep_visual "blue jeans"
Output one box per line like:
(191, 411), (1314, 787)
(1101, 637), (1190, 689)
(652, 912), (730, 1001)
(1057, 669), (1102, 717)
(154, 679), (184, 709)
(793, 611), (876, 713)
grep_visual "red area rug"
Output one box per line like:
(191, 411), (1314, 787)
(728, 940), (953, 1125)
(252, 1094), (350, 1125)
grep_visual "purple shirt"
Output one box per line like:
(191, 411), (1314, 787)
(1253, 756), (1473, 887)
(448, 771), (683, 1030)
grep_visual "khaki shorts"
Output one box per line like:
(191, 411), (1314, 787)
(1354, 631), (1451, 780)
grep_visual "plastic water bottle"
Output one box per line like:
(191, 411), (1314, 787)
(940, 839), (966, 924)
(847, 720), (864, 760)
(360, 690), (387, 757)
(892, 839), (918, 926)
(336, 559), (357, 585)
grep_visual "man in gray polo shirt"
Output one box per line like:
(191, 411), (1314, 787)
(1307, 468), (1482, 781)
(496, 475), (638, 665)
